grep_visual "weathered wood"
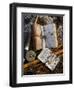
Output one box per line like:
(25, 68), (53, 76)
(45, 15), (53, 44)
(23, 60), (40, 69)
(54, 49), (63, 56)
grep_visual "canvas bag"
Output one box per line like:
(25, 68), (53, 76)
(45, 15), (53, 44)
(32, 16), (43, 51)
(42, 23), (58, 48)
(32, 16), (58, 51)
